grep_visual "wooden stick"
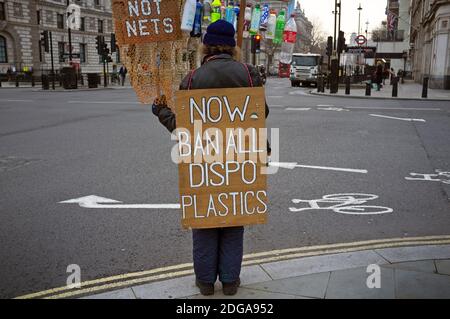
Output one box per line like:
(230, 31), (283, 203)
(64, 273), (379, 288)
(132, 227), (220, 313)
(236, 0), (246, 50)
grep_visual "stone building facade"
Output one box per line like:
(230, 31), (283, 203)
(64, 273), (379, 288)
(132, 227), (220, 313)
(0, 0), (118, 76)
(410, 0), (450, 89)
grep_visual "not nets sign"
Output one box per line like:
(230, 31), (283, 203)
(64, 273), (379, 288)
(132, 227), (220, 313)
(174, 87), (268, 229)
(112, 0), (182, 45)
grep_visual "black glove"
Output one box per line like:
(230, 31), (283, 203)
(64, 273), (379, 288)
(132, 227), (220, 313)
(151, 95), (169, 116)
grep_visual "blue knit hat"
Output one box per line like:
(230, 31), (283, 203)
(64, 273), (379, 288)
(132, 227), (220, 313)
(203, 20), (236, 47)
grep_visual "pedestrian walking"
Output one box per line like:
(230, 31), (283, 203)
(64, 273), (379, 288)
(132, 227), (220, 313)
(119, 66), (127, 86)
(375, 62), (383, 91)
(151, 20), (269, 296)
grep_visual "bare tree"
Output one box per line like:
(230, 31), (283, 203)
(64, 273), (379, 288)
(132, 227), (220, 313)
(309, 18), (326, 54)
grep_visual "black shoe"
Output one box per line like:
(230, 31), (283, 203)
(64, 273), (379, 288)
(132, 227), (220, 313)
(222, 278), (240, 296)
(196, 279), (214, 296)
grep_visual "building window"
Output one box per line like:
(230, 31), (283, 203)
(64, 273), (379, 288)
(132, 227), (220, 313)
(98, 19), (103, 33)
(95, 0), (101, 6)
(80, 43), (87, 63)
(0, 2), (6, 20)
(58, 42), (65, 62)
(80, 17), (85, 31)
(13, 2), (23, 17)
(442, 20), (448, 29)
(37, 10), (41, 25)
(0, 36), (7, 63)
(57, 14), (64, 29)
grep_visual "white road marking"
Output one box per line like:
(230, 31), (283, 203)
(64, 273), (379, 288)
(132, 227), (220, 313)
(68, 101), (141, 104)
(346, 107), (441, 111)
(405, 170), (450, 184)
(59, 195), (180, 209)
(317, 104), (334, 107)
(317, 107), (349, 112)
(285, 107), (311, 111)
(370, 114), (426, 122)
(270, 162), (368, 174)
(288, 91), (309, 95)
(290, 193), (393, 215)
(0, 99), (33, 102)
(270, 105), (284, 107)
(267, 96), (284, 98)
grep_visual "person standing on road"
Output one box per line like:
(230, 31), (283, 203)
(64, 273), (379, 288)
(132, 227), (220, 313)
(119, 66), (127, 86)
(151, 20), (269, 296)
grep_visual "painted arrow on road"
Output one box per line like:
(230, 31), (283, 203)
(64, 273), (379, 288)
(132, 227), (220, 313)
(59, 195), (180, 209)
(269, 162), (368, 174)
(369, 114), (426, 122)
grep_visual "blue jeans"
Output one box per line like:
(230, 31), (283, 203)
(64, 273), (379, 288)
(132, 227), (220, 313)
(192, 227), (244, 284)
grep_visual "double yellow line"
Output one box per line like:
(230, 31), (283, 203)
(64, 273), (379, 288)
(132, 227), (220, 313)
(15, 235), (450, 299)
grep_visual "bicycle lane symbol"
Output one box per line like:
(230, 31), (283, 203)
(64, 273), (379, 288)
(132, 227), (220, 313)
(289, 193), (393, 215)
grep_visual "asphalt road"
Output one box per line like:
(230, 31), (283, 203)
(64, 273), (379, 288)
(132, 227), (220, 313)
(0, 79), (449, 298)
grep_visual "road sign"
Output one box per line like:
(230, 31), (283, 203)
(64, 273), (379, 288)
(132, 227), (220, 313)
(355, 35), (367, 46)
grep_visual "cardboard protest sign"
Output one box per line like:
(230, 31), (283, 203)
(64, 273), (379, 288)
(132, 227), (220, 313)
(111, 0), (186, 104)
(112, 0), (182, 44)
(174, 87), (268, 229)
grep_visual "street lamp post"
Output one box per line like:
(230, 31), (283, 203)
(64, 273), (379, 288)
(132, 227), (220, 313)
(365, 21), (369, 39)
(66, 0), (72, 62)
(357, 3), (363, 36)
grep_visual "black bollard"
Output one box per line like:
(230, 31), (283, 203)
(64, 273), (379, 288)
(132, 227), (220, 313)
(365, 81), (371, 96)
(392, 77), (398, 97)
(16, 77), (19, 87)
(422, 76), (429, 98)
(345, 76), (351, 95)
(31, 76), (35, 87)
(317, 75), (323, 93)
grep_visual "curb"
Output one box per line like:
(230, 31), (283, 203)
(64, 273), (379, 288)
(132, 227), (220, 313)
(309, 90), (450, 102)
(14, 235), (450, 299)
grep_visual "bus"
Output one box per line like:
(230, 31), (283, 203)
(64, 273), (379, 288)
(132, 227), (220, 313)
(290, 53), (322, 87)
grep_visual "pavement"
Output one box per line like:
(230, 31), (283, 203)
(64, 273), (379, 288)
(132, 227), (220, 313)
(1, 78), (450, 299)
(80, 243), (450, 299)
(310, 80), (450, 101)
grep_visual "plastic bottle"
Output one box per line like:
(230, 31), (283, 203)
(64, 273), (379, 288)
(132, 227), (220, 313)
(266, 10), (276, 39)
(249, 4), (261, 35)
(233, 3), (240, 31)
(225, 1), (235, 24)
(243, 4), (252, 38)
(181, 0), (197, 32)
(203, 0), (212, 24)
(279, 14), (297, 64)
(259, 4), (270, 31)
(191, 0), (203, 37)
(211, 0), (222, 23)
(273, 10), (285, 45)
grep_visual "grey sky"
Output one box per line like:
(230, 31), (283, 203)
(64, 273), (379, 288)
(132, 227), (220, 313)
(298, 0), (388, 37)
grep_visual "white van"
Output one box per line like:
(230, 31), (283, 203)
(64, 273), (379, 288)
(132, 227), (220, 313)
(290, 53), (322, 87)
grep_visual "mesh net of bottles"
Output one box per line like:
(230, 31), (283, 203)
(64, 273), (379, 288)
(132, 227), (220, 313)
(111, 0), (293, 105)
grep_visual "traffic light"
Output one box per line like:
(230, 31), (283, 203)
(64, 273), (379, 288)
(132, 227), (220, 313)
(326, 36), (333, 56)
(41, 30), (49, 53)
(337, 31), (346, 53)
(251, 35), (261, 54)
(110, 33), (116, 53)
(96, 35), (104, 55)
(255, 34), (261, 53)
